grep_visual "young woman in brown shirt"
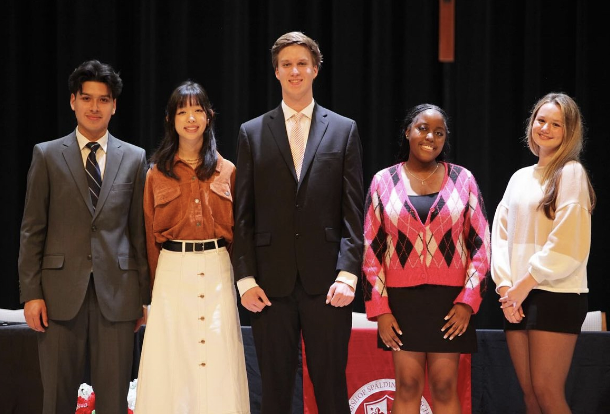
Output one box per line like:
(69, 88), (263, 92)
(135, 81), (249, 413)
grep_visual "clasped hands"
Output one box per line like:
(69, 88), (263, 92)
(499, 273), (538, 323)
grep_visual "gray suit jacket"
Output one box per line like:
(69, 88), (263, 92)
(18, 131), (150, 321)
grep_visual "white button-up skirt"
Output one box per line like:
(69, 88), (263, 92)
(135, 245), (250, 413)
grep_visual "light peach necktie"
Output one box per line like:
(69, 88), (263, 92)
(289, 112), (306, 179)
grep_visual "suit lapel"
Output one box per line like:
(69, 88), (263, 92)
(299, 104), (329, 185)
(267, 106), (299, 181)
(95, 134), (123, 216)
(62, 133), (95, 215)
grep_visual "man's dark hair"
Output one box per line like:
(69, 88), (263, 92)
(68, 60), (123, 99)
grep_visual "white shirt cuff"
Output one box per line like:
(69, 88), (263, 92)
(336, 270), (358, 290)
(236, 276), (259, 297)
(237, 271), (358, 296)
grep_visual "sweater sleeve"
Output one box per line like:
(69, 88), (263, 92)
(454, 174), (491, 314)
(528, 163), (592, 283)
(490, 202), (513, 292)
(362, 174), (391, 320)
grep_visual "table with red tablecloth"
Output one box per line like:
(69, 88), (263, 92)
(303, 327), (472, 414)
(2, 323), (609, 413)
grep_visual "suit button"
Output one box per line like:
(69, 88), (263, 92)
(295, 233), (300, 238)
(197, 272), (205, 277)
(199, 316), (205, 321)
(199, 362), (206, 367)
(195, 198), (200, 204)
(198, 294), (204, 298)
(91, 226), (97, 232)
(200, 339), (206, 344)
(87, 255), (92, 260)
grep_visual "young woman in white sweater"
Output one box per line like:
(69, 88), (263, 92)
(491, 92), (596, 414)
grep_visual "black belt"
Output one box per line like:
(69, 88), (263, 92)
(162, 238), (227, 252)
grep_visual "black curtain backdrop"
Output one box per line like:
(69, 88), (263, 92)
(2, 0), (608, 329)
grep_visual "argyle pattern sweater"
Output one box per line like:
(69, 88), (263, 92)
(363, 162), (491, 320)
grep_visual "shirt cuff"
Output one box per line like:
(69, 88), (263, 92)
(336, 270), (358, 290)
(236, 276), (259, 297)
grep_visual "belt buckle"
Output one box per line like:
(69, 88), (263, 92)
(194, 242), (205, 253)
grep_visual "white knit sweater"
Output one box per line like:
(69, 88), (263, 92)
(491, 161), (591, 293)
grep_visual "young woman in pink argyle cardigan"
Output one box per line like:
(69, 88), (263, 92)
(363, 104), (490, 413)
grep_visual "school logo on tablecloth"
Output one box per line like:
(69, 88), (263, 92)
(302, 329), (469, 414)
(364, 394), (393, 414)
(349, 378), (433, 414)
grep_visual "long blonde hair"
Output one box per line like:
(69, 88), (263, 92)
(525, 92), (596, 218)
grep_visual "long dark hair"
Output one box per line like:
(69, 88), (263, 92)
(396, 104), (450, 163)
(151, 81), (218, 181)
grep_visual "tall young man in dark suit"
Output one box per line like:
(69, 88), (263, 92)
(18, 60), (149, 414)
(232, 32), (364, 414)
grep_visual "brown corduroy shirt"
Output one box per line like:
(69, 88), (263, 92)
(143, 153), (235, 288)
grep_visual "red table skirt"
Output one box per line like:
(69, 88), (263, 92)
(303, 328), (472, 414)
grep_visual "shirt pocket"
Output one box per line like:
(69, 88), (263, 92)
(152, 185), (183, 230)
(154, 186), (181, 207)
(209, 181), (233, 225)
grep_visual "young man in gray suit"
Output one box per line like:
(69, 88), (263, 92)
(18, 60), (150, 414)
(232, 32), (364, 414)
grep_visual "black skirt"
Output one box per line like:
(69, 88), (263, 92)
(378, 285), (478, 353)
(504, 289), (588, 334)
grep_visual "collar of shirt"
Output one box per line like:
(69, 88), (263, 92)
(76, 127), (108, 176)
(281, 99), (315, 122)
(76, 127), (109, 154)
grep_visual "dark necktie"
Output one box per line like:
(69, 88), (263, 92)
(85, 142), (102, 209)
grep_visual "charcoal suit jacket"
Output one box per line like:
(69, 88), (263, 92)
(232, 103), (364, 296)
(18, 131), (150, 321)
